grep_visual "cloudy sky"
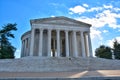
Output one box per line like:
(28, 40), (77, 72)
(0, 0), (120, 58)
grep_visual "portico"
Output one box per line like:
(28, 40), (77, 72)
(21, 16), (92, 58)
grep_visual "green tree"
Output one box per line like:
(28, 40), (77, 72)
(0, 23), (17, 59)
(113, 40), (120, 59)
(95, 45), (112, 59)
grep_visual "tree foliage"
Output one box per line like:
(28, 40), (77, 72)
(95, 39), (120, 60)
(95, 45), (112, 59)
(0, 23), (17, 59)
(113, 40), (120, 59)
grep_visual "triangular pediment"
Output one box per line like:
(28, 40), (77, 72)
(30, 16), (91, 27)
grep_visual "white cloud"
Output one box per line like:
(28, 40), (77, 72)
(103, 30), (108, 33)
(76, 17), (103, 40)
(76, 9), (120, 28)
(76, 16), (106, 28)
(83, 4), (89, 7)
(116, 37), (120, 42)
(69, 5), (86, 14)
(51, 15), (55, 17)
(69, 4), (120, 14)
(107, 39), (114, 48)
(75, 9), (120, 43)
(90, 28), (102, 40)
(103, 4), (113, 9)
(70, 4), (120, 46)
(114, 8), (120, 12)
(99, 10), (120, 29)
(88, 7), (103, 12)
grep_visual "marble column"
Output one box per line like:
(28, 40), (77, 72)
(28, 38), (30, 56)
(87, 32), (93, 57)
(48, 29), (51, 57)
(84, 33), (88, 57)
(30, 29), (35, 56)
(65, 30), (69, 57)
(24, 40), (26, 56)
(24, 39), (27, 56)
(26, 38), (29, 56)
(73, 31), (78, 57)
(38, 29), (43, 56)
(21, 40), (25, 57)
(57, 30), (60, 57)
(80, 31), (86, 57)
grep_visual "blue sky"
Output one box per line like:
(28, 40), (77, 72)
(0, 0), (120, 58)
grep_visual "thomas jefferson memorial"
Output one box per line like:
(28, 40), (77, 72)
(21, 16), (93, 58)
(1, 16), (120, 76)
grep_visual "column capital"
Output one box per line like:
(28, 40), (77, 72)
(47, 28), (52, 31)
(56, 29), (60, 31)
(73, 30), (77, 33)
(39, 28), (44, 31)
(80, 31), (84, 33)
(73, 30), (76, 32)
(64, 29), (69, 32)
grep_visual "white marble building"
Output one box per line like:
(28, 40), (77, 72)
(21, 16), (92, 58)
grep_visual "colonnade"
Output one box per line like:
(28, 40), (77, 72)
(29, 28), (93, 57)
(21, 38), (30, 57)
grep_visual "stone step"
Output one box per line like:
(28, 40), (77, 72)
(0, 57), (88, 72)
(0, 57), (120, 72)
(0, 77), (120, 80)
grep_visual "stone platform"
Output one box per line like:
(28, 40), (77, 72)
(0, 57), (120, 79)
(0, 57), (120, 72)
(0, 70), (120, 80)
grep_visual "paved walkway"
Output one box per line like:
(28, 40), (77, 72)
(0, 70), (120, 78)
